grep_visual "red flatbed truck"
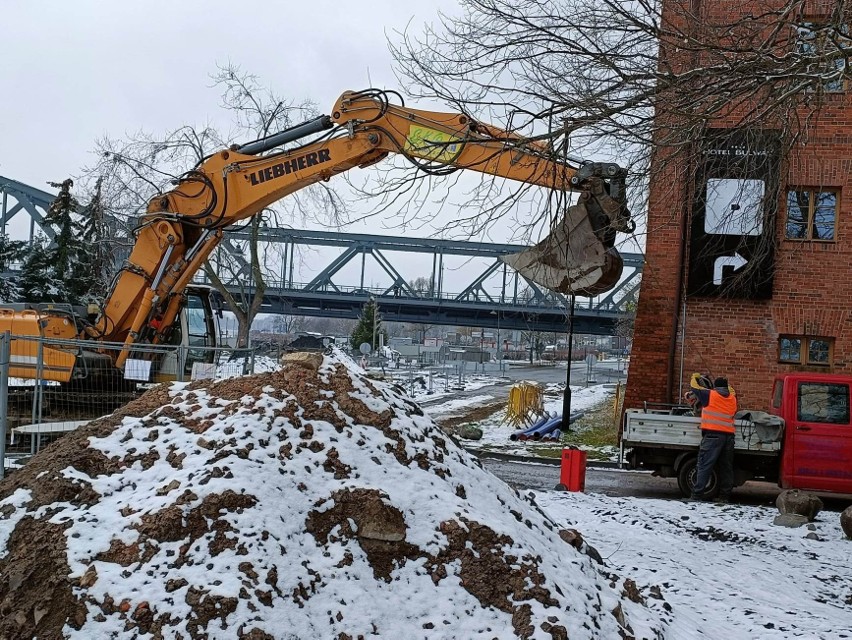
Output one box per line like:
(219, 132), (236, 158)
(620, 372), (852, 498)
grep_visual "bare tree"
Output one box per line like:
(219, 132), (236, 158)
(307, 316), (357, 338)
(81, 64), (345, 347)
(267, 313), (307, 336)
(614, 299), (637, 348)
(390, 0), (852, 275)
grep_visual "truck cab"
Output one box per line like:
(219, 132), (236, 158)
(771, 372), (852, 494)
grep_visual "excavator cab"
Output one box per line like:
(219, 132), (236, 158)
(154, 285), (219, 381)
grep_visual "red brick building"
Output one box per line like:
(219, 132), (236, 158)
(626, 1), (852, 410)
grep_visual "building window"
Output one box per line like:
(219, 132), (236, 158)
(779, 336), (802, 362)
(779, 335), (834, 366)
(785, 189), (838, 240)
(795, 22), (851, 92)
(808, 338), (831, 364)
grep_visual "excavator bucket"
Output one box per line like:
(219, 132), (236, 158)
(501, 199), (624, 297)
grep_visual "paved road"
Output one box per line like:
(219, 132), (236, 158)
(503, 361), (627, 386)
(481, 457), (784, 506)
(482, 457), (852, 510)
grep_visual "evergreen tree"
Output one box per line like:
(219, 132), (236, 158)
(46, 179), (78, 284)
(18, 235), (69, 302)
(350, 298), (386, 351)
(0, 234), (25, 302)
(76, 177), (111, 298)
(16, 179), (100, 304)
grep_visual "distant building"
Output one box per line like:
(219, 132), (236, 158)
(396, 344), (442, 365)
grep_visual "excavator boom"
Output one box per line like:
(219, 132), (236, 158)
(72, 88), (634, 370)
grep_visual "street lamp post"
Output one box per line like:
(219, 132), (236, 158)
(490, 309), (503, 375)
(562, 295), (576, 429)
(371, 295), (378, 359)
(370, 296), (376, 353)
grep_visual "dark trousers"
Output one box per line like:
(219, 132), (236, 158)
(692, 430), (735, 498)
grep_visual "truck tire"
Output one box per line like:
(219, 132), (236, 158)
(676, 457), (719, 499)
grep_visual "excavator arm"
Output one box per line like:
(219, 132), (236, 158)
(93, 89), (633, 367)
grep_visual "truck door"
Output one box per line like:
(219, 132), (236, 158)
(789, 380), (852, 492)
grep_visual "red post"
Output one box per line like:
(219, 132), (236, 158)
(559, 448), (587, 492)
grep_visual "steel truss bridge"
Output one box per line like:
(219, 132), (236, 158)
(2, 175), (643, 334)
(2, 175), (65, 242)
(213, 229), (642, 334)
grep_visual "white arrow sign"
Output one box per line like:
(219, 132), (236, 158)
(713, 253), (748, 285)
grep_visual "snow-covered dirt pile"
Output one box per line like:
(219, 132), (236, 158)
(0, 350), (665, 639)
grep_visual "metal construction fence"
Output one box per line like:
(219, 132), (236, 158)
(0, 331), (267, 477)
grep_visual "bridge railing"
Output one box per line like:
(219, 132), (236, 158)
(194, 276), (634, 313)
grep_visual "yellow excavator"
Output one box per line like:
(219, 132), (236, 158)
(1, 88), (633, 385)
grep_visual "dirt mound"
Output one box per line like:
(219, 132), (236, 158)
(0, 350), (664, 639)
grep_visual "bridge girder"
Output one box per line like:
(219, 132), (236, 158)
(212, 228), (643, 334)
(1, 175), (59, 243)
(211, 287), (621, 335)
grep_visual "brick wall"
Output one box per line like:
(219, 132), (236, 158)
(626, 0), (852, 411)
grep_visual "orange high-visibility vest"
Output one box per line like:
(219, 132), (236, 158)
(700, 391), (738, 434)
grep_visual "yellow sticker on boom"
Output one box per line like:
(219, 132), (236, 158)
(405, 125), (462, 162)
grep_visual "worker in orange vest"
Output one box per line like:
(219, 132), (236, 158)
(685, 374), (738, 503)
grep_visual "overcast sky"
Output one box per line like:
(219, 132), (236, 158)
(3, 2), (642, 297)
(2, 0), (458, 188)
(4, 0), (546, 289)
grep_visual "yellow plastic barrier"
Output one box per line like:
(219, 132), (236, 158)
(503, 381), (545, 428)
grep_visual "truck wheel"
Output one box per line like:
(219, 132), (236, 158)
(676, 458), (719, 499)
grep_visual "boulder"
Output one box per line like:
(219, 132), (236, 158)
(841, 506), (852, 540)
(559, 528), (604, 565)
(776, 489), (823, 521)
(457, 424), (484, 441)
(773, 513), (808, 528)
(280, 351), (324, 371)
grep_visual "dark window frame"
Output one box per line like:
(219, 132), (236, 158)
(778, 334), (835, 366)
(785, 187), (839, 241)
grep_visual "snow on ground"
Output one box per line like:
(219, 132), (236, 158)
(421, 394), (497, 417)
(2, 457), (25, 472)
(9, 377), (59, 387)
(463, 385), (617, 457)
(383, 368), (504, 403)
(538, 491), (852, 640)
(213, 355), (282, 379)
(250, 355), (281, 374)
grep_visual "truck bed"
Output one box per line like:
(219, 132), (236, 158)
(622, 409), (781, 455)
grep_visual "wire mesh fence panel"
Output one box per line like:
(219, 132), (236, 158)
(0, 331), (10, 477)
(3, 335), (268, 460)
